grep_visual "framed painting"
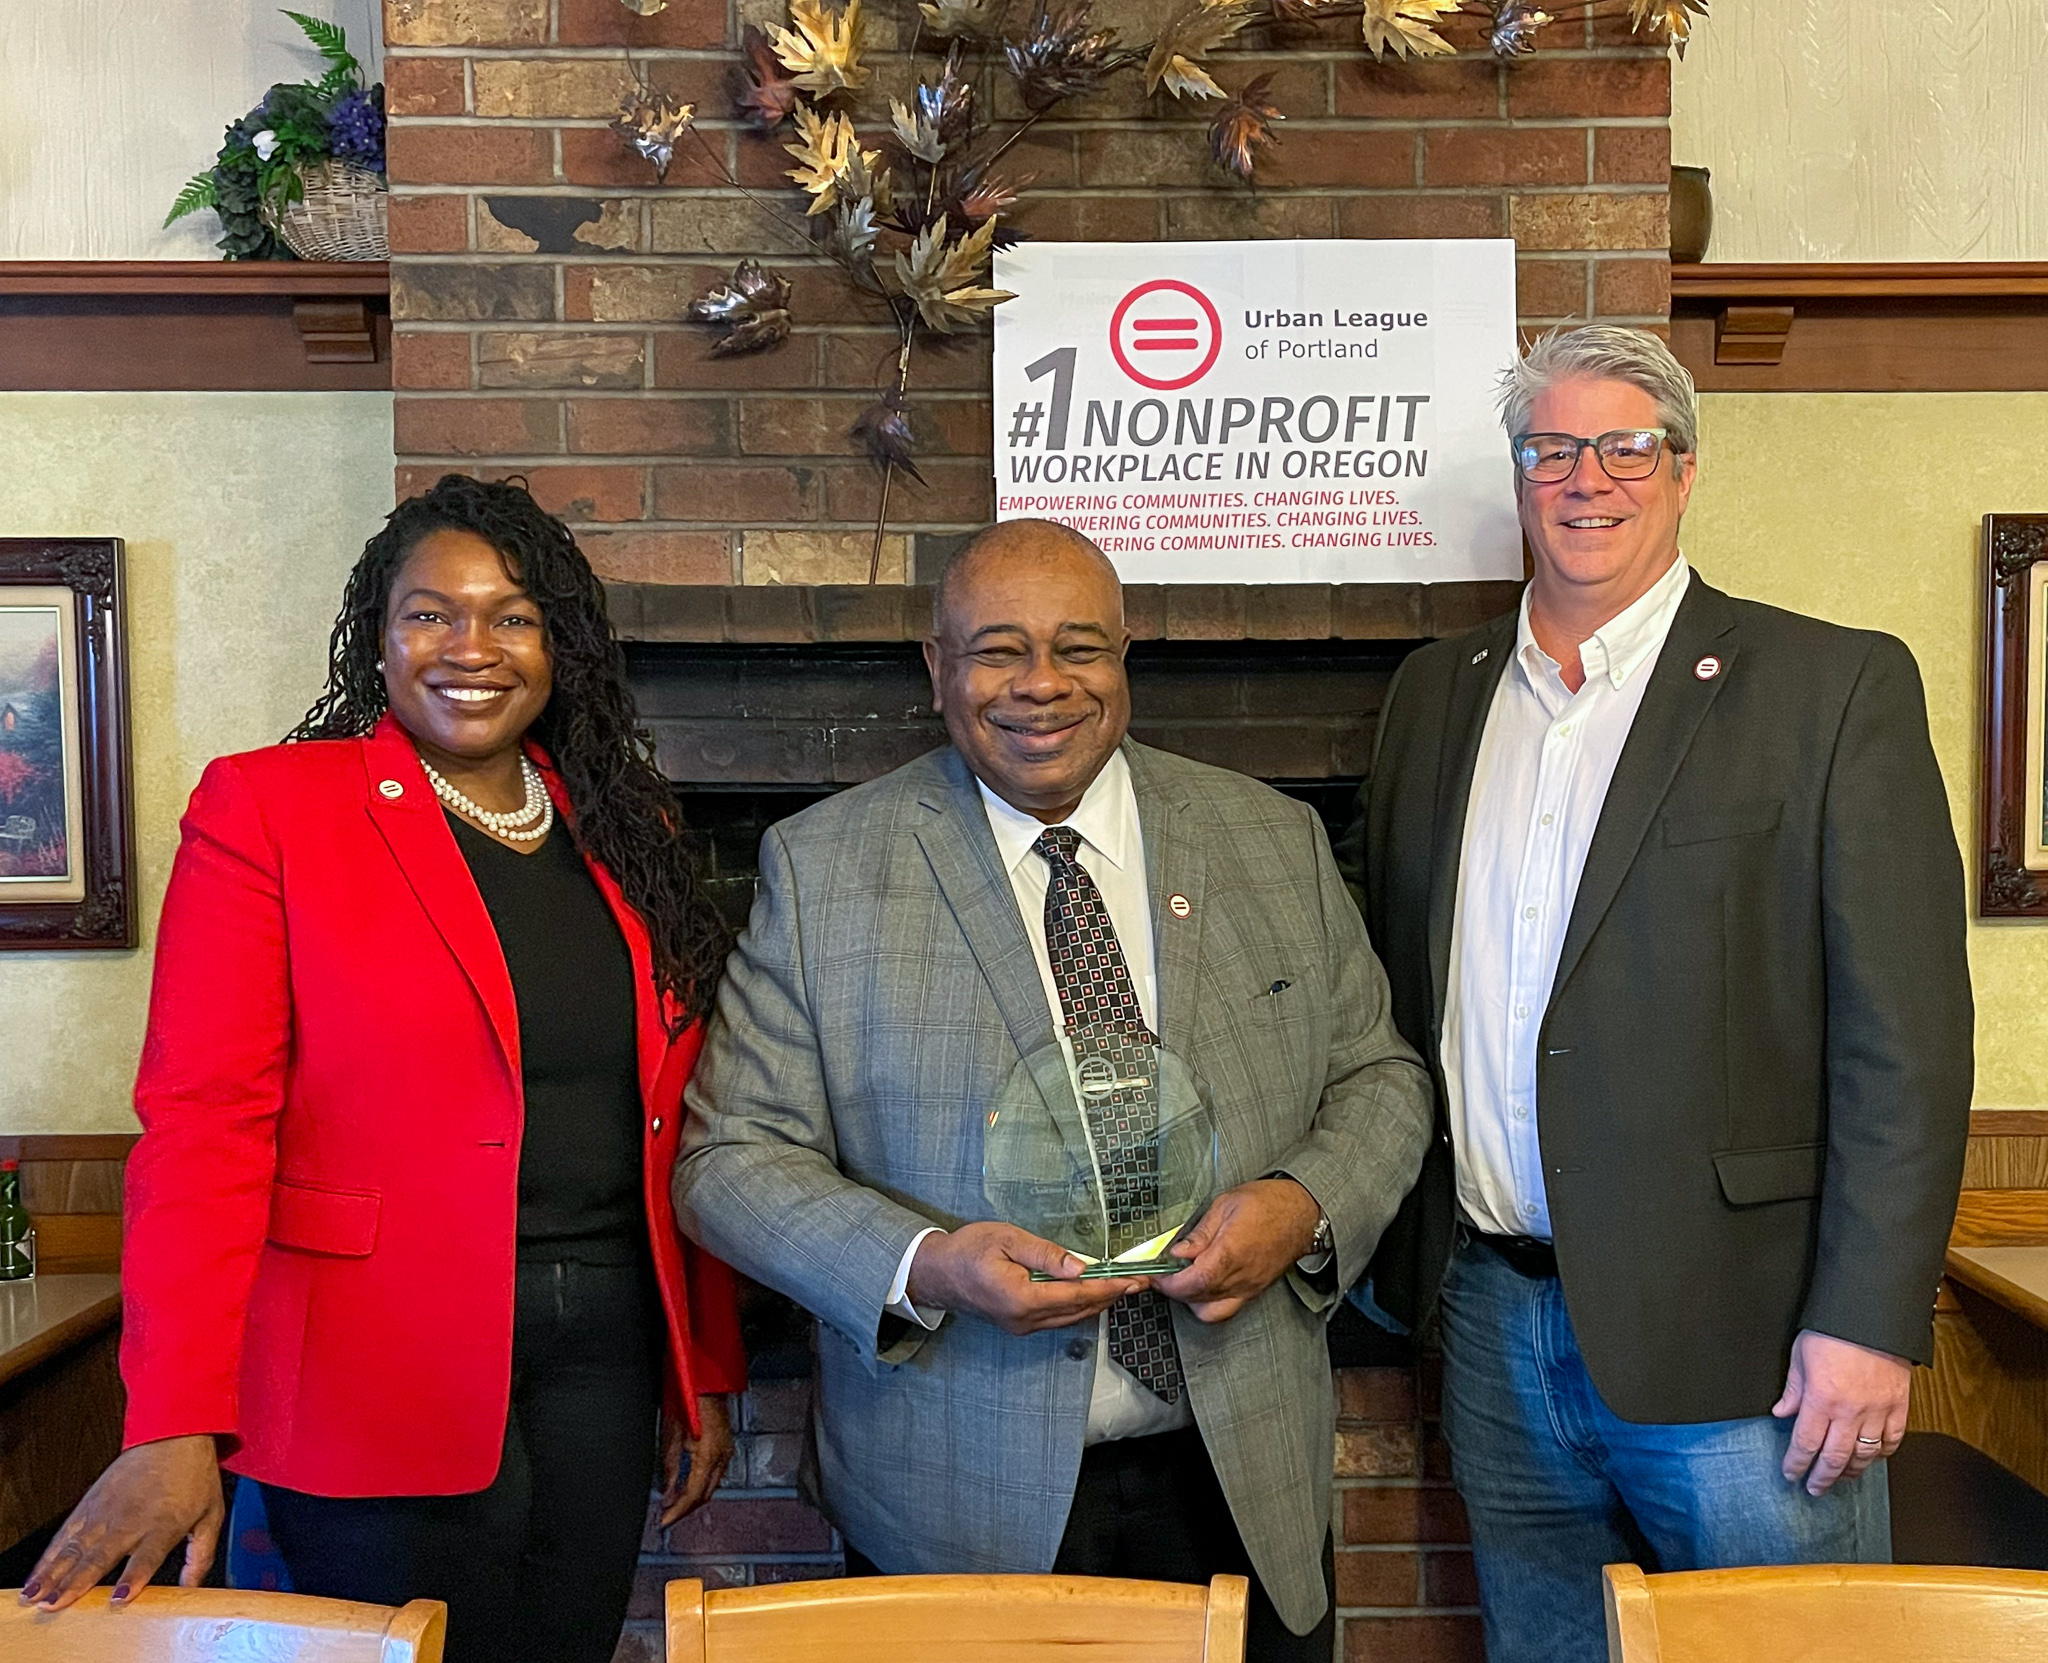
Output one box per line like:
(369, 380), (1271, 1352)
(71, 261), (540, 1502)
(0, 540), (135, 949)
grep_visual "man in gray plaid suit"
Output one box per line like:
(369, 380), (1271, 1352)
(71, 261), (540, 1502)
(675, 520), (1431, 1662)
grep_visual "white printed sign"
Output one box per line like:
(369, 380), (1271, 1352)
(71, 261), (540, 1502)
(991, 240), (1522, 583)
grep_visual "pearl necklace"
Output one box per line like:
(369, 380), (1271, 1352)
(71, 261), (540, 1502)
(421, 754), (554, 843)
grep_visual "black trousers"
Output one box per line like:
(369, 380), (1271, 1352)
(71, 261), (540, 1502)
(261, 1255), (663, 1663)
(847, 1428), (1336, 1663)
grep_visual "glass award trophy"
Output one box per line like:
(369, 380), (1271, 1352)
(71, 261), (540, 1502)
(983, 1024), (1219, 1279)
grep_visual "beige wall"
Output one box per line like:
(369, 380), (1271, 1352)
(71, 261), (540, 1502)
(0, 0), (381, 259)
(1672, 0), (2048, 262)
(1686, 392), (2048, 1107)
(0, 392), (392, 1134)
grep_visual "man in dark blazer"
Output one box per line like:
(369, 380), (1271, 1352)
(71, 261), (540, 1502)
(1346, 325), (1972, 1662)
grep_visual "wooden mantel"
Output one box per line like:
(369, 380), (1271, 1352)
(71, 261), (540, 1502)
(10, 256), (2042, 395)
(0, 260), (391, 391)
(1669, 262), (2048, 392)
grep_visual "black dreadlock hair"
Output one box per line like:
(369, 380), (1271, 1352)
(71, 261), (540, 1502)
(291, 474), (729, 1026)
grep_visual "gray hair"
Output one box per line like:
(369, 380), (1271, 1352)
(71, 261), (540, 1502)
(1496, 325), (1699, 457)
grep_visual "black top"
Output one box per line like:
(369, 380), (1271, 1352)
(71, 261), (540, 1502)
(448, 813), (646, 1262)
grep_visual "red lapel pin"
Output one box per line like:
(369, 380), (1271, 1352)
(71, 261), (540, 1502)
(1694, 655), (1721, 681)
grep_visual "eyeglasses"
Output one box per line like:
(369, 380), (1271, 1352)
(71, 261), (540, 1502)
(1511, 428), (1672, 484)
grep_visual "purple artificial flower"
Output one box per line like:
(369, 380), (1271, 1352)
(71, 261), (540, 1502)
(328, 86), (385, 174)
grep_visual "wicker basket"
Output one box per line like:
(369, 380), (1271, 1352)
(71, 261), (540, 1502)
(267, 158), (388, 261)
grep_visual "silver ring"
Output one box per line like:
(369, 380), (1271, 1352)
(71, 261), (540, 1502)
(1855, 1436), (1883, 1446)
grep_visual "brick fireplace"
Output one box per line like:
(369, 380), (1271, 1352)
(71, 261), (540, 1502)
(381, 2), (1673, 1656)
(382, 0), (1669, 585)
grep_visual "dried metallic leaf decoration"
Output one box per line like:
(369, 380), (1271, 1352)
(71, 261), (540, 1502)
(738, 25), (801, 130)
(917, 0), (1006, 38)
(955, 167), (1027, 223)
(716, 310), (793, 355)
(894, 214), (1016, 332)
(1004, 2), (1135, 113)
(1628, 0), (1707, 56)
(785, 102), (880, 213)
(827, 195), (881, 265)
(610, 87), (695, 180)
(1359, 0), (1461, 59)
(852, 392), (926, 483)
(1487, 1), (1552, 56)
(773, 0), (871, 96)
(1145, 1), (1255, 102)
(1209, 72), (1282, 181)
(890, 96), (947, 162)
(917, 48), (977, 142)
(685, 260), (794, 356)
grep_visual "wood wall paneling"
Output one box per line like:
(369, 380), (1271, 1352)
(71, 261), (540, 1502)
(1951, 1189), (2048, 1246)
(0, 1134), (135, 1275)
(1909, 1284), (2048, 1498)
(0, 1327), (122, 1554)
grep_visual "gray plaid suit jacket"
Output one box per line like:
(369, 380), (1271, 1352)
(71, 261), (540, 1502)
(675, 739), (1431, 1634)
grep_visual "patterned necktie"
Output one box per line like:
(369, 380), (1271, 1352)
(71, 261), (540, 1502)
(1033, 826), (1185, 1404)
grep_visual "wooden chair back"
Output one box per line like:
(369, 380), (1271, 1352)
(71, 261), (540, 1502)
(665, 1573), (1249, 1663)
(0, 1587), (446, 1663)
(1603, 1562), (2048, 1663)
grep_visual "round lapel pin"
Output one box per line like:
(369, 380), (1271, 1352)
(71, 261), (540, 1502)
(1168, 893), (1192, 918)
(378, 778), (405, 799)
(1694, 655), (1721, 681)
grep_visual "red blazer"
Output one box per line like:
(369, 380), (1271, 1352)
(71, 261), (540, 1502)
(121, 714), (746, 1497)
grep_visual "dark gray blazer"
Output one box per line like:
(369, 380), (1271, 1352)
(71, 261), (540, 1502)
(1345, 572), (1973, 1424)
(676, 738), (1432, 1634)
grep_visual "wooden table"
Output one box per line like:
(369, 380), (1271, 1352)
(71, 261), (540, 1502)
(1948, 1247), (2048, 1332)
(0, 1275), (122, 1557)
(1910, 1244), (2048, 1496)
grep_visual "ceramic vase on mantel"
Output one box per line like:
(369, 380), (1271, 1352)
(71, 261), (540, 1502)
(1670, 166), (1713, 265)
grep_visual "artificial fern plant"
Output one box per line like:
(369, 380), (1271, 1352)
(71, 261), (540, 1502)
(166, 10), (385, 260)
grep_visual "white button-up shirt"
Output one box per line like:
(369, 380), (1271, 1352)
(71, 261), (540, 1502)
(1442, 555), (1691, 1240)
(886, 750), (1192, 1442)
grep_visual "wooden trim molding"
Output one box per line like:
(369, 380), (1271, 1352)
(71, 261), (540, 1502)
(1970, 1109), (2048, 1137)
(1670, 261), (2048, 392)
(1672, 263), (2048, 300)
(0, 260), (390, 391)
(0, 261), (389, 297)
(0, 1134), (138, 1162)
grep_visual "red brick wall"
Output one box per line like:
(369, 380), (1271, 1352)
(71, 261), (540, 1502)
(383, 0), (1671, 587)
(1336, 1363), (1480, 1663)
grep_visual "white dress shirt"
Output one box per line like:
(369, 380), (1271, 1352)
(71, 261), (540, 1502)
(1443, 555), (1692, 1240)
(886, 749), (1193, 1442)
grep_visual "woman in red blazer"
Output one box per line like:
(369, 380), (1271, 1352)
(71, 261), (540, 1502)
(27, 476), (747, 1663)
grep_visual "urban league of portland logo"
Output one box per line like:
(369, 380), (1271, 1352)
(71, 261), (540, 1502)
(1110, 279), (1223, 391)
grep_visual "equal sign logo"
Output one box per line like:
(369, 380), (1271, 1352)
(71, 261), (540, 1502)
(1109, 279), (1224, 392)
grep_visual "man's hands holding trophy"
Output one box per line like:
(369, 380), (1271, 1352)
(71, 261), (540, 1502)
(906, 1027), (1320, 1332)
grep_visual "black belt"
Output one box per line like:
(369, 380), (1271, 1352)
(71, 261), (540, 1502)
(1465, 1226), (1558, 1279)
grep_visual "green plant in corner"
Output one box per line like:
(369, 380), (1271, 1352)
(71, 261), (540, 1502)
(165, 10), (386, 260)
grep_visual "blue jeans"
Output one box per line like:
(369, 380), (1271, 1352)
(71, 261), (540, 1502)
(1439, 1235), (1890, 1663)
